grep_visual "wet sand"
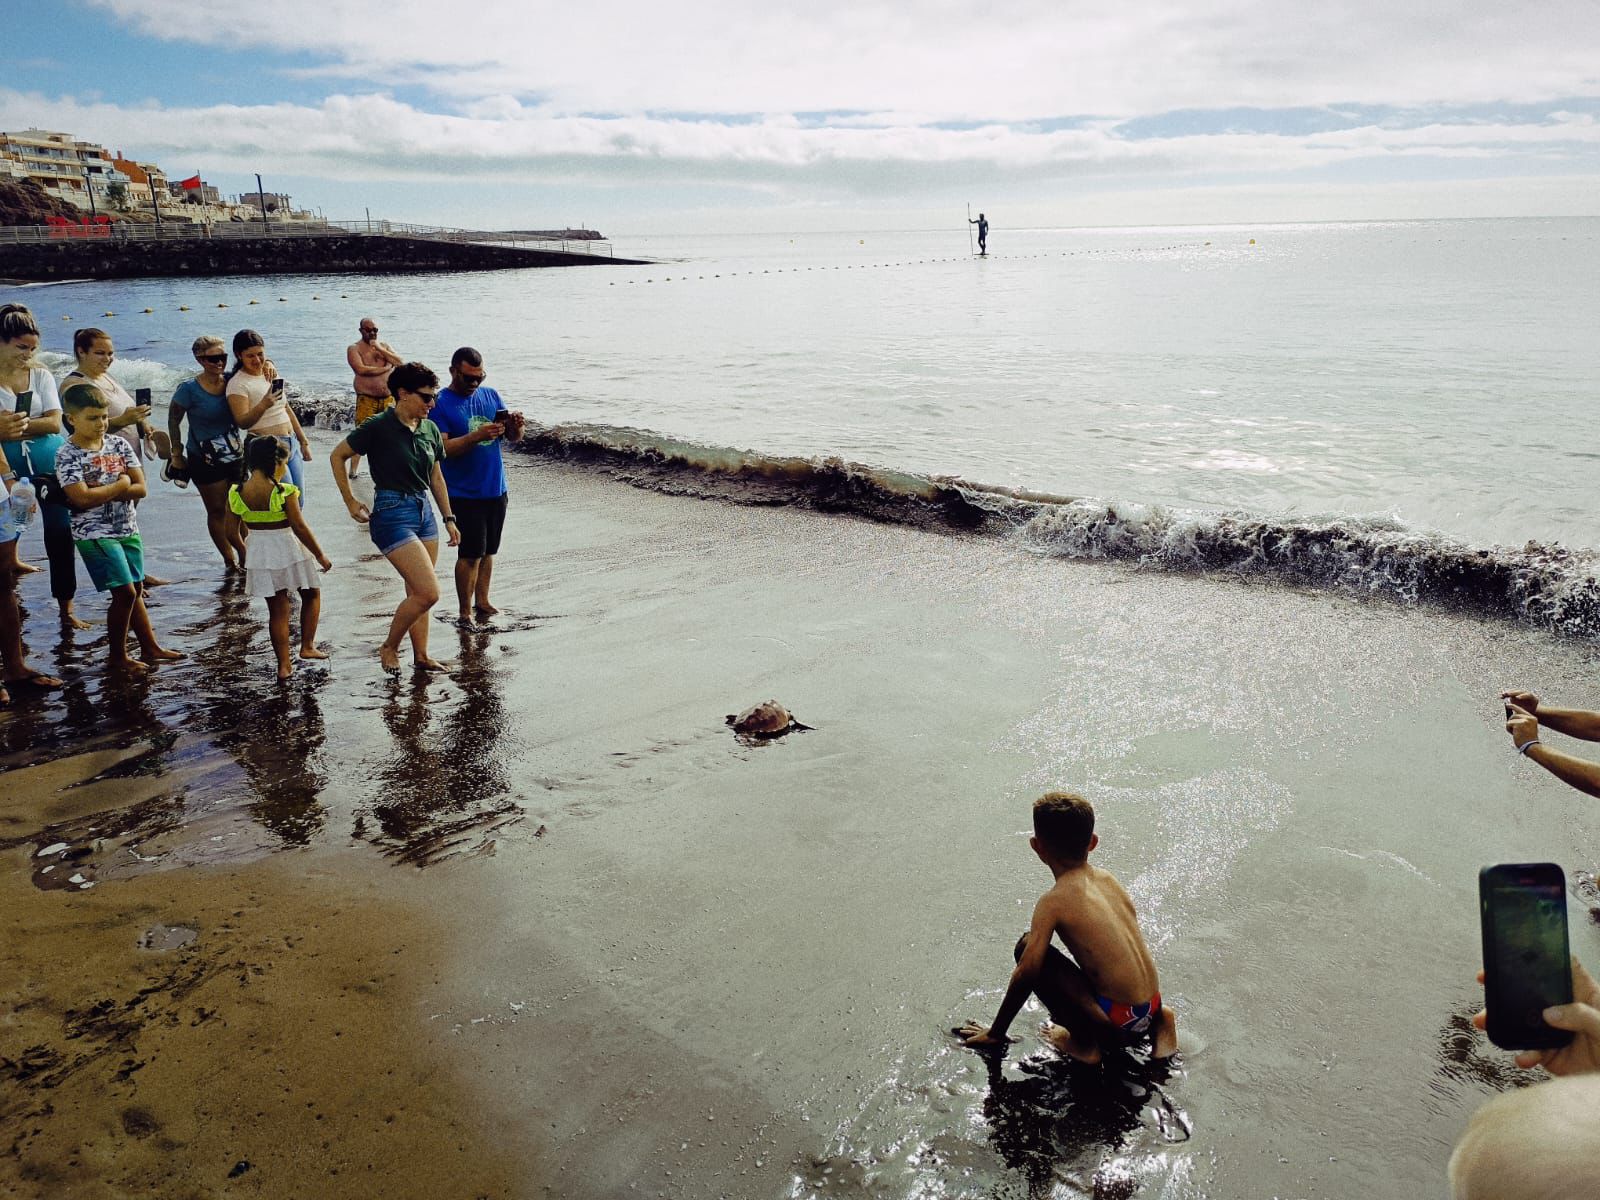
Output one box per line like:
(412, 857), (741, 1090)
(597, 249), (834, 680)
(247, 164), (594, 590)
(4, 427), (1599, 1198)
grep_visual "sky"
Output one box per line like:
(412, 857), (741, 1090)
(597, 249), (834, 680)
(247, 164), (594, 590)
(1, 0), (1597, 234)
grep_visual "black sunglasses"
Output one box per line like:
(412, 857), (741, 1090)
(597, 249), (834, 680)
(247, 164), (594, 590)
(414, 389), (439, 401)
(198, 353), (227, 363)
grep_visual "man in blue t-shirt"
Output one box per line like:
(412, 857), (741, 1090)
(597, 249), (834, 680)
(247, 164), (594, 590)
(433, 347), (524, 624)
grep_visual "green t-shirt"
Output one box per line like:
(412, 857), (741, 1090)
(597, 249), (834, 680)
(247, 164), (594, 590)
(344, 410), (444, 495)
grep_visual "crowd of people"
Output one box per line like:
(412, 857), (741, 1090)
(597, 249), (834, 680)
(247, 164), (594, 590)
(0, 302), (523, 698)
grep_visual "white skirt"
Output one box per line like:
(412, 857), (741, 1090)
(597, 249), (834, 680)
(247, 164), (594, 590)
(244, 526), (322, 596)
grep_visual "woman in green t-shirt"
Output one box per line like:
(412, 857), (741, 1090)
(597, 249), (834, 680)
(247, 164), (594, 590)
(329, 362), (460, 676)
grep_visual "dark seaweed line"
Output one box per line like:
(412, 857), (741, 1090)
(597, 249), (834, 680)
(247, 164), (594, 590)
(516, 424), (1600, 642)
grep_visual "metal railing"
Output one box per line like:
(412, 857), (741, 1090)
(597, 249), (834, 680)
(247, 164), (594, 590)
(0, 219), (614, 257)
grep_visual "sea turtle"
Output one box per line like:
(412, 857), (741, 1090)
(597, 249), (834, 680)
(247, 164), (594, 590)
(725, 700), (811, 741)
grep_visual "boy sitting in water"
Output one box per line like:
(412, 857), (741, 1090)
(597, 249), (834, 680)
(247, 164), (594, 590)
(958, 791), (1177, 1062)
(56, 385), (185, 674)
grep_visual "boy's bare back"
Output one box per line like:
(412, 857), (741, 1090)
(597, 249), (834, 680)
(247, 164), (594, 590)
(1037, 863), (1160, 1006)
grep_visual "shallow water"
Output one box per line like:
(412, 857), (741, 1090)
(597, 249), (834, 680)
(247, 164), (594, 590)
(18, 216), (1600, 551)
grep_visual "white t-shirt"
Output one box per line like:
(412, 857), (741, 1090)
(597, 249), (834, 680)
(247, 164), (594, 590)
(226, 369), (290, 434)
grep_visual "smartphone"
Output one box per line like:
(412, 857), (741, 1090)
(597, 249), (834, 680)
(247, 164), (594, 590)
(493, 408), (510, 424)
(134, 386), (151, 405)
(1480, 862), (1574, 1050)
(270, 378), (286, 395)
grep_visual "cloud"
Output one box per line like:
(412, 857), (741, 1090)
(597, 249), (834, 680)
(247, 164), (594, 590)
(84, 0), (1600, 119)
(3, 87), (1596, 200)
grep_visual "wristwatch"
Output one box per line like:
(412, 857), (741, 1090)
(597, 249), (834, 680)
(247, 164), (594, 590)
(444, 514), (458, 525)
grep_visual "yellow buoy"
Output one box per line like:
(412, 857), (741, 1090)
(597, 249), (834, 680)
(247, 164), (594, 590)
(62, 315), (71, 320)
(248, 299), (259, 305)
(142, 308), (153, 313)
(103, 311), (115, 317)
(178, 306), (189, 312)
(1248, 238), (1256, 245)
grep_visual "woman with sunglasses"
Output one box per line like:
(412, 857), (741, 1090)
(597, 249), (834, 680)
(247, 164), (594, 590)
(329, 361), (459, 675)
(168, 335), (248, 572)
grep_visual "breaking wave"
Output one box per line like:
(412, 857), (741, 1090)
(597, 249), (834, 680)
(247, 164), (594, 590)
(515, 421), (1600, 641)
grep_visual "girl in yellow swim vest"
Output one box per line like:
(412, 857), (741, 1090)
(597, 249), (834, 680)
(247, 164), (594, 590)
(229, 435), (332, 679)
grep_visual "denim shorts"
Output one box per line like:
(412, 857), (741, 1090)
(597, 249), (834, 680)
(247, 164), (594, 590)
(368, 489), (438, 555)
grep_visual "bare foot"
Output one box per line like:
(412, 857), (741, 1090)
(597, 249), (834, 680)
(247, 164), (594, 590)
(142, 646), (187, 663)
(111, 656), (152, 675)
(1040, 1022), (1103, 1065)
(61, 610), (93, 632)
(15, 560), (41, 575)
(412, 656), (451, 673)
(144, 574), (174, 587)
(1153, 1009), (1178, 1060)
(278, 665), (295, 681)
(378, 645), (401, 675)
(299, 646), (330, 660)
(455, 612), (475, 628)
(473, 601), (499, 617)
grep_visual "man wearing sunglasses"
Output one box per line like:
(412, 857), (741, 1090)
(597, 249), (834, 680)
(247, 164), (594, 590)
(433, 346), (523, 626)
(345, 318), (404, 480)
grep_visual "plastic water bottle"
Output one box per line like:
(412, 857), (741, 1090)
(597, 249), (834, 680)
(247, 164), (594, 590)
(0, 478), (38, 542)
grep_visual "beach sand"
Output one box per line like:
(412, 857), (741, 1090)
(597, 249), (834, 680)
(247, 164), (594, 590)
(3, 429), (1598, 1198)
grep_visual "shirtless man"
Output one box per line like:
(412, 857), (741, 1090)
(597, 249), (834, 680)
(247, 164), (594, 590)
(957, 790), (1178, 1062)
(345, 318), (404, 479)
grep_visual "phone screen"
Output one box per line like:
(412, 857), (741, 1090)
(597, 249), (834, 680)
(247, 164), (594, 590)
(493, 409), (510, 424)
(134, 387), (152, 404)
(1480, 863), (1573, 1049)
(270, 378), (286, 395)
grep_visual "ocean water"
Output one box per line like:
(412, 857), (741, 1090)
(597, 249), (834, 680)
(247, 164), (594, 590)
(14, 215), (1599, 635)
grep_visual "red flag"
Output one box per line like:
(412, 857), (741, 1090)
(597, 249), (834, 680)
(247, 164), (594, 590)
(178, 174), (202, 189)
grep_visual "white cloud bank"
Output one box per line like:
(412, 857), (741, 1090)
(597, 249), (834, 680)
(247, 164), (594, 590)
(3, 89), (1598, 193)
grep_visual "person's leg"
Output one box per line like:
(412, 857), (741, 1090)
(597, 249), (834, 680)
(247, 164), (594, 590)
(197, 479), (242, 570)
(297, 587), (326, 659)
(454, 556), (480, 622)
(0, 539), (21, 689)
(282, 437), (305, 494)
(42, 502), (89, 630)
(472, 555), (496, 614)
(105, 583), (145, 673)
(122, 539), (183, 664)
(473, 494), (507, 616)
(407, 536), (447, 670)
(266, 591), (293, 679)
(0, 537), (57, 690)
(379, 539), (440, 673)
(1011, 933), (1121, 1063)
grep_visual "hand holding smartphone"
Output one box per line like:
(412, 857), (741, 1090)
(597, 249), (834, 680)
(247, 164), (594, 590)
(270, 378), (286, 396)
(1480, 862), (1574, 1050)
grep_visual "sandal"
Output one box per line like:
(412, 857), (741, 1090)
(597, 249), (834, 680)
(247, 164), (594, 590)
(4, 671), (64, 691)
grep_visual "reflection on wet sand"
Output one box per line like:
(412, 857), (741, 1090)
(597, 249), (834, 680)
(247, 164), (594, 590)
(796, 1043), (1189, 1200)
(359, 624), (525, 866)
